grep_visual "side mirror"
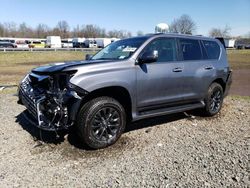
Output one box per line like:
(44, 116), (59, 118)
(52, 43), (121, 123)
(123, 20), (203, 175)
(138, 50), (158, 64)
(85, 54), (93, 60)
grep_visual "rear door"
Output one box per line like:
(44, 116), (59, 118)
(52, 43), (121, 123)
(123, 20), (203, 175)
(178, 38), (217, 101)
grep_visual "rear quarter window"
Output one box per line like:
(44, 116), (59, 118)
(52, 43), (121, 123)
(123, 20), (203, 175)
(202, 40), (220, 59)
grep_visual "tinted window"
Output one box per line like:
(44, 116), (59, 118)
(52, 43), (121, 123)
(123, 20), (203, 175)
(202, 40), (220, 59)
(143, 38), (177, 62)
(179, 39), (202, 60)
(92, 37), (149, 60)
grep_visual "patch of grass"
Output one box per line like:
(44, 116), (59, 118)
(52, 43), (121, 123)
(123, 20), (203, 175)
(0, 51), (96, 84)
(0, 51), (88, 65)
(227, 49), (250, 70)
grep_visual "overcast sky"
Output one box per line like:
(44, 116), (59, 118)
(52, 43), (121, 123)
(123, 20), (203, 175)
(0, 0), (249, 36)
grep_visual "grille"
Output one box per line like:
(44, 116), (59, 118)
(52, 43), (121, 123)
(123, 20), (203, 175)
(19, 80), (38, 119)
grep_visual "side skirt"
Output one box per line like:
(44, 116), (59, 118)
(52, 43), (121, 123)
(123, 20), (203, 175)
(133, 101), (205, 121)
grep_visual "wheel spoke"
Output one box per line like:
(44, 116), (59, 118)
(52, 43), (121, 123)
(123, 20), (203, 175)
(94, 127), (102, 136)
(107, 126), (115, 136)
(109, 123), (120, 128)
(99, 127), (106, 139)
(104, 128), (109, 140)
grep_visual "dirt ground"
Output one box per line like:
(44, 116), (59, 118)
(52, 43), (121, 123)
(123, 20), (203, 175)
(0, 93), (249, 187)
(230, 69), (250, 96)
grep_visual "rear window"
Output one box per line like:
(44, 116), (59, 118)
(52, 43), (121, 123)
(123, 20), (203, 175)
(202, 40), (220, 59)
(179, 39), (202, 60)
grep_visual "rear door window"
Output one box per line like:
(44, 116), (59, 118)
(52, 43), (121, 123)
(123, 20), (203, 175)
(202, 40), (220, 59)
(179, 38), (202, 60)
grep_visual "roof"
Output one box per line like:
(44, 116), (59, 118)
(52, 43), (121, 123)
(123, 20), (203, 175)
(145, 33), (215, 41)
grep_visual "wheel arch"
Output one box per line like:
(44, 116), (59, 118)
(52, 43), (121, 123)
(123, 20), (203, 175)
(211, 78), (226, 92)
(79, 86), (132, 121)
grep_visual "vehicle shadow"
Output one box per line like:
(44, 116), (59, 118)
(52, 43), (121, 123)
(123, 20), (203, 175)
(15, 110), (67, 144)
(125, 112), (187, 133)
(15, 110), (189, 150)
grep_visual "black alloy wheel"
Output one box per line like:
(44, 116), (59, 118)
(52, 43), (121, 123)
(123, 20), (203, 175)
(203, 82), (224, 116)
(76, 97), (126, 149)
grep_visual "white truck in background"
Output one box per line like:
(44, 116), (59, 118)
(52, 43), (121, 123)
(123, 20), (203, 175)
(46, 36), (62, 48)
(95, 38), (112, 48)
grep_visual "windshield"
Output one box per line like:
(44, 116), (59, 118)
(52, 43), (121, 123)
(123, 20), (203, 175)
(91, 37), (148, 60)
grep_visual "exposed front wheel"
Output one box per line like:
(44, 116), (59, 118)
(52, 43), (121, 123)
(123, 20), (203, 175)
(203, 83), (224, 116)
(76, 97), (126, 149)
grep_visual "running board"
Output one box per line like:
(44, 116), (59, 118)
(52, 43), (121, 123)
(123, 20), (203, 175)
(135, 101), (205, 121)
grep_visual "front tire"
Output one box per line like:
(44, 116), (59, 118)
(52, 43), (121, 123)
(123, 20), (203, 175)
(76, 97), (126, 149)
(203, 83), (224, 116)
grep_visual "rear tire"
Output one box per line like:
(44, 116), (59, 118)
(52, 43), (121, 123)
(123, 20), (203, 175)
(203, 83), (224, 116)
(76, 97), (126, 149)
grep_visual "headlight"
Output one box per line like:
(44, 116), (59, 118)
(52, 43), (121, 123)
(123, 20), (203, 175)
(68, 83), (89, 96)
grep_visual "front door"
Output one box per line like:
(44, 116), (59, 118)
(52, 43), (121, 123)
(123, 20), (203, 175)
(136, 37), (184, 112)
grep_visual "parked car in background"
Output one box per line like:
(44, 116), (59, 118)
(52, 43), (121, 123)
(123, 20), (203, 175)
(0, 39), (15, 44)
(18, 34), (232, 149)
(27, 41), (45, 48)
(0, 41), (17, 48)
(235, 43), (250, 49)
(85, 38), (98, 48)
(234, 38), (250, 49)
(72, 38), (86, 48)
(46, 36), (62, 48)
(15, 40), (29, 48)
(95, 38), (112, 48)
(61, 39), (73, 48)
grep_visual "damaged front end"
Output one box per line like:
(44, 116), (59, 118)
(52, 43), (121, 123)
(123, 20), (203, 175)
(18, 70), (86, 131)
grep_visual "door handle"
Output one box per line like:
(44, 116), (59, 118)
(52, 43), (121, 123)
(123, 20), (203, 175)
(173, 67), (183, 72)
(204, 66), (214, 70)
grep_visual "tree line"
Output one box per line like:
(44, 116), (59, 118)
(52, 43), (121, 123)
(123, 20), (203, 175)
(0, 21), (133, 39)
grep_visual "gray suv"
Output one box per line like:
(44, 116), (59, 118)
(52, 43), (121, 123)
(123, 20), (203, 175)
(18, 34), (232, 149)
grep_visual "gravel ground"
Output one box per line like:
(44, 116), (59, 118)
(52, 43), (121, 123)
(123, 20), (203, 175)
(0, 92), (249, 187)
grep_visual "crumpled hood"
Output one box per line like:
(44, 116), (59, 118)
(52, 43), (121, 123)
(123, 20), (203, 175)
(31, 60), (110, 74)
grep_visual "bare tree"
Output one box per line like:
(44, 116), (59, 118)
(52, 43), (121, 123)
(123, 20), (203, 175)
(0, 23), (4, 36)
(170, 14), (196, 34)
(72, 25), (83, 37)
(18, 22), (34, 38)
(56, 20), (70, 38)
(99, 28), (106, 38)
(108, 30), (131, 38)
(4, 22), (18, 37)
(36, 24), (50, 38)
(81, 24), (102, 38)
(209, 25), (231, 38)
